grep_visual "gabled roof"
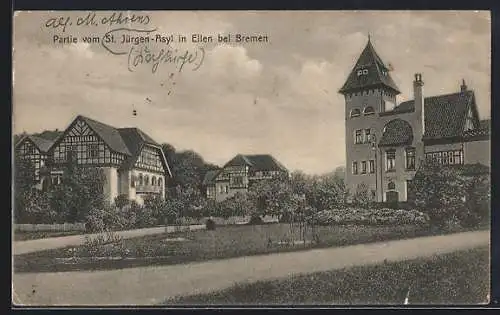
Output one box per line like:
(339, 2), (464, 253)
(79, 116), (131, 155)
(379, 119), (414, 147)
(339, 39), (400, 94)
(48, 115), (171, 175)
(28, 136), (56, 153)
(117, 128), (172, 176)
(224, 154), (288, 172)
(16, 135), (56, 153)
(33, 130), (63, 141)
(202, 170), (220, 185)
(381, 90), (480, 141)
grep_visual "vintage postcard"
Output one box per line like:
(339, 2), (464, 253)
(12, 11), (491, 306)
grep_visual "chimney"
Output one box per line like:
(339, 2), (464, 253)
(460, 79), (467, 92)
(413, 73), (425, 135)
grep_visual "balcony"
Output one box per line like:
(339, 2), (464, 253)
(135, 185), (162, 193)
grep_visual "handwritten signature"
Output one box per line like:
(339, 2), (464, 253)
(101, 27), (205, 74)
(44, 12), (150, 33)
(128, 45), (205, 74)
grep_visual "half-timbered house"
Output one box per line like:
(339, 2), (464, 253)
(27, 115), (171, 205)
(203, 154), (289, 202)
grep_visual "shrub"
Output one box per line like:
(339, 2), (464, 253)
(248, 215), (264, 225)
(312, 207), (429, 226)
(206, 218), (216, 230)
(114, 194), (130, 209)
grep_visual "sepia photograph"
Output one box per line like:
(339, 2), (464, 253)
(12, 10), (491, 306)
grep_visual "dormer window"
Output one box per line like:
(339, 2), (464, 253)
(363, 106), (375, 115)
(357, 69), (369, 76)
(350, 108), (361, 118)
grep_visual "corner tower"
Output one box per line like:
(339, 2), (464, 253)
(339, 37), (400, 202)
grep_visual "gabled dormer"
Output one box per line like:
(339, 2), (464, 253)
(339, 38), (400, 96)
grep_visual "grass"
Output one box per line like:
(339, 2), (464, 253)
(14, 223), (452, 273)
(14, 230), (84, 241)
(164, 247), (490, 305)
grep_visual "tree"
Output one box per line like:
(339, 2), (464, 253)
(411, 161), (469, 227)
(50, 161), (107, 223)
(352, 182), (373, 208)
(161, 143), (220, 194)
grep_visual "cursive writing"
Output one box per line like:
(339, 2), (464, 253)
(127, 45), (205, 74)
(44, 12), (151, 33)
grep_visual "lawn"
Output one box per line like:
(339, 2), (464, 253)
(14, 222), (447, 273)
(164, 246), (490, 305)
(14, 230), (84, 241)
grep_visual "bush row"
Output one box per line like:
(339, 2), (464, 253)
(310, 208), (430, 226)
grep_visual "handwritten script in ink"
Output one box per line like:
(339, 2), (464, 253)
(101, 28), (205, 73)
(44, 12), (151, 33)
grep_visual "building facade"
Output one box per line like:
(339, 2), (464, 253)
(15, 115), (172, 205)
(340, 38), (490, 203)
(203, 154), (289, 202)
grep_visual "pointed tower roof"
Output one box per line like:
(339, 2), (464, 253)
(339, 38), (400, 95)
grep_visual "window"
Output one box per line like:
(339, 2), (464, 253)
(139, 173), (143, 186)
(363, 106), (375, 115)
(425, 150), (464, 166)
(350, 108), (361, 118)
(386, 150), (396, 171)
(355, 129), (363, 144)
(88, 144), (98, 159)
(352, 161), (358, 175)
(144, 175), (149, 186)
(224, 185), (229, 193)
(362, 69), (368, 75)
(361, 161), (367, 174)
(357, 70), (363, 76)
(405, 147), (416, 170)
(369, 160), (375, 173)
(131, 175), (136, 188)
(152, 177), (157, 186)
(388, 181), (396, 190)
(231, 176), (244, 187)
(158, 178), (163, 187)
(364, 129), (371, 143)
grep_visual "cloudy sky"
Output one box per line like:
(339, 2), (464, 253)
(13, 11), (490, 174)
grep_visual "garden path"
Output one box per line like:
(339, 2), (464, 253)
(13, 230), (489, 306)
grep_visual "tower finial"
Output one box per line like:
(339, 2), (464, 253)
(368, 32), (371, 42)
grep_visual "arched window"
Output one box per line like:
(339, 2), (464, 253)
(144, 175), (149, 186)
(363, 106), (375, 115)
(152, 177), (157, 186)
(158, 178), (163, 187)
(388, 182), (396, 190)
(131, 175), (136, 188)
(350, 108), (361, 118)
(139, 173), (143, 186)
(362, 69), (368, 75)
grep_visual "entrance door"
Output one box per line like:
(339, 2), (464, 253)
(386, 191), (399, 203)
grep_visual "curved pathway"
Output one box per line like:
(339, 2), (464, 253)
(12, 230), (489, 306)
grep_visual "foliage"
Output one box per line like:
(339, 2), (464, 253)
(49, 163), (107, 223)
(410, 162), (490, 228)
(313, 207), (430, 226)
(351, 182), (374, 207)
(114, 194), (130, 209)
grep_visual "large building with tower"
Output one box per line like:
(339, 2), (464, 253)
(340, 38), (490, 203)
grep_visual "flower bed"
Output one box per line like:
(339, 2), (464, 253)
(311, 208), (430, 226)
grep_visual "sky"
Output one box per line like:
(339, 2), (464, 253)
(12, 11), (491, 175)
